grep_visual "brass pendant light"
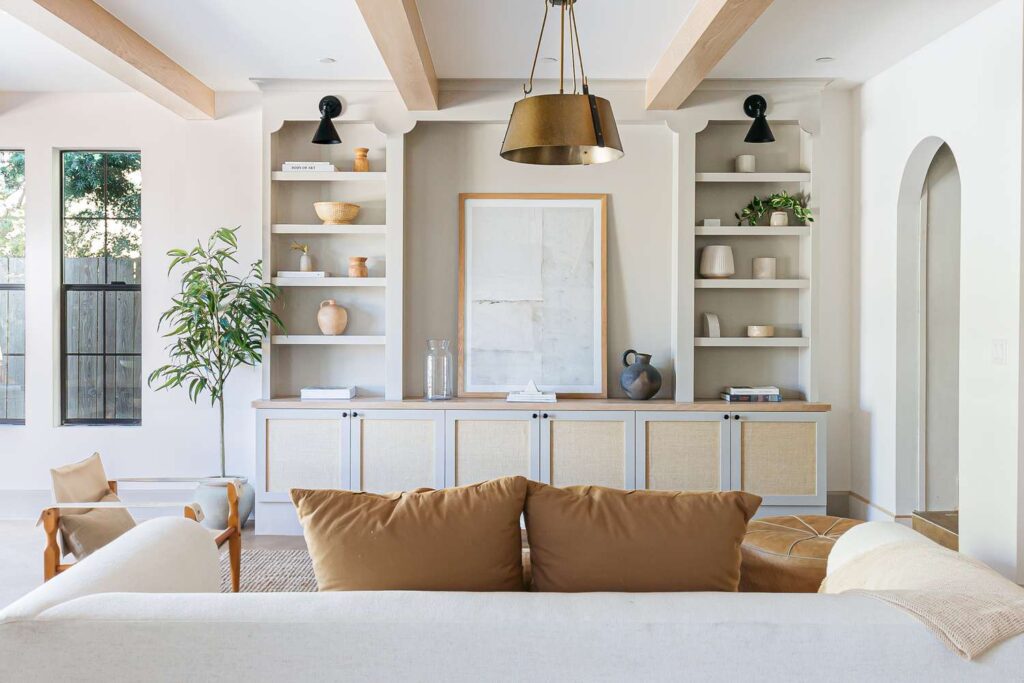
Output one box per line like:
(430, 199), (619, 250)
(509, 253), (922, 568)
(501, 0), (623, 165)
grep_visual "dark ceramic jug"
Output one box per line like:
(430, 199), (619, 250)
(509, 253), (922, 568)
(620, 349), (662, 400)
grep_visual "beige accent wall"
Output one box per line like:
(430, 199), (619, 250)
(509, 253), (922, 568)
(404, 122), (674, 399)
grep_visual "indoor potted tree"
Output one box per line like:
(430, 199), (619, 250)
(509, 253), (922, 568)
(149, 227), (282, 528)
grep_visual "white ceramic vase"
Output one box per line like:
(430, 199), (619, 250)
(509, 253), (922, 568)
(299, 252), (312, 272)
(752, 257), (777, 279)
(699, 245), (735, 279)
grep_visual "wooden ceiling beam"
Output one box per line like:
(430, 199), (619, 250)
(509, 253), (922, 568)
(355, 0), (439, 111)
(646, 0), (774, 110)
(0, 0), (215, 119)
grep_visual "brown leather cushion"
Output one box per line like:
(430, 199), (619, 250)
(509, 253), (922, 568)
(291, 476), (528, 591)
(740, 515), (863, 592)
(524, 481), (762, 592)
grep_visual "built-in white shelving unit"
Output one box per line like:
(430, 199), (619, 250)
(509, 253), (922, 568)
(271, 224), (387, 235)
(695, 172), (811, 183)
(692, 120), (817, 401)
(263, 118), (402, 400)
(271, 171), (386, 182)
(271, 277), (386, 287)
(694, 279), (808, 289)
(694, 337), (810, 348)
(695, 225), (810, 237)
(271, 335), (386, 346)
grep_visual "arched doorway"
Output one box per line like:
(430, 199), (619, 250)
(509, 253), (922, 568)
(895, 138), (961, 548)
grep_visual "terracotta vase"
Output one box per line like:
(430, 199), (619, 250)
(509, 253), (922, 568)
(317, 300), (348, 335)
(353, 148), (370, 172)
(348, 256), (368, 278)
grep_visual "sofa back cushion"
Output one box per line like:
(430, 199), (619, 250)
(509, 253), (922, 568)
(524, 481), (761, 592)
(292, 476), (528, 591)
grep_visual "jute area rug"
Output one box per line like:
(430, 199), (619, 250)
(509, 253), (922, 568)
(219, 548), (317, 593)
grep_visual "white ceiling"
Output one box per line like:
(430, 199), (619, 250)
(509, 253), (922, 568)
(0, 0), (1005, 92)
(0, 11), (126, 91)
(710, 0), (1003, 82)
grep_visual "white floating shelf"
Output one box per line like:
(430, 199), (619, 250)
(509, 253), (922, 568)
(271, 171), (386, 182)
(695, 172), (811, 183)
(271, 335), (386, 345)
(695, 225), (811, 237)
(695, 337), (810, 348)
(271, 224), (386, 235)
(272, 277), (386, 287)
(695, 279), (809, 289)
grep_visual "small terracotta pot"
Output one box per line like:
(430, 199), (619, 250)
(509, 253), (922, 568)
(348, 257), (368, 278)
(353, 148), (370, 172)
(317, 300), (348, 335)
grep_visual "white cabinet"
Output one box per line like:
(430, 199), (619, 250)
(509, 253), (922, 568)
(540, 411), (636, 489)
(730, 411), (826, 511)
(255, 405), (827, 533)
(444, 411), (540, 486)
(351, 410), (444, 492)
(635, 411), (731, 492)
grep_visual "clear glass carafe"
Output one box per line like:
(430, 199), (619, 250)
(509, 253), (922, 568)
(424, 339), (454, 400)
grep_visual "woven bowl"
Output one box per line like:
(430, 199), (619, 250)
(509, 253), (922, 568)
(314, 201), (360, 225)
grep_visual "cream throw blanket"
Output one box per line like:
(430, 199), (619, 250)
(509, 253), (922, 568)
(820, 541), (1024, 659)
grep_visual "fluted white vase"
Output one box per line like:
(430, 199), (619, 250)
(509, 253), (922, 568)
(699, 245), (735, 279)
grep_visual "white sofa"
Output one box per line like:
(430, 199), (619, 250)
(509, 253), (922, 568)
(1, 518), (1021, 682)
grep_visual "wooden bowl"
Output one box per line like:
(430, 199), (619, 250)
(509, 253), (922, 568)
(314, 201), (360, 225)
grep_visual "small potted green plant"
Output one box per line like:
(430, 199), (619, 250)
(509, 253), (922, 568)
(736, 191), (814, 226)
(149, 227), (282, 528)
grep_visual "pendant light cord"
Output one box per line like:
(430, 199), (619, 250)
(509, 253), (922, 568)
(521, 1), (590, 97)
(569, 1), (588, 92)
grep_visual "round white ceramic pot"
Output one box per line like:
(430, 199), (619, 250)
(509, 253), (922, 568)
(194, 476), (255, 530)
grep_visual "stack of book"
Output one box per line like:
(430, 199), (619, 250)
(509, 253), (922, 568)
(281, 161), (336, 172)
(720, 386), (782, 402)
(276, 271), (326, 278)
(507, 380), (556, 403)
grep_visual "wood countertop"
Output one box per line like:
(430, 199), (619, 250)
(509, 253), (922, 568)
(252, 397), (831, 412)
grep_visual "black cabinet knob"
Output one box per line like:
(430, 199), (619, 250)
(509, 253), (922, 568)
(342, 412), (349, 418)
(733, 414), (740, 420)
(532, 413), (538, 419)
(352, 411), (359, 418)
(542, 413), (549, 419)
(723, 414), (729, 420)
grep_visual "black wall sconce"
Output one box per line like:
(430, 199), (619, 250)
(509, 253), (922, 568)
(312, 95), (342, 145)
(743, 95), (775, 143)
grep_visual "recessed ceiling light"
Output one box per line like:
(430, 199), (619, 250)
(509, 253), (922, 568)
(815, 56), (835, 63)
(319, 57), (336, 64)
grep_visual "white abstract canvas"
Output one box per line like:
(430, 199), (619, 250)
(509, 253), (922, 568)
(460, 195), (605, 396)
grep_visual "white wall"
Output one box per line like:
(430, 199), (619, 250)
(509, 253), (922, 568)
(924, 145), (961, 511)
(851, 0), (1023, 577)
(0, 91), (262, 506)
(404, 121), (675, 399)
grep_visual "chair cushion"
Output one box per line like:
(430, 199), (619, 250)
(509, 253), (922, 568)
(740, 515), (863, 592)
(524, 481), (762, 592)
(291, 477), (528, 591)
(59, 493), (137, 559)
(50, 453), (135, 559)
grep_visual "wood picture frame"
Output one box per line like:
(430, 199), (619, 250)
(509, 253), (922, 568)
(458, 193), (608, 398)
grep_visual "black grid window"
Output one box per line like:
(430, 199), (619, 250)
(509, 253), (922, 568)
(61, 151), (142, 425)
(0, 150), (26, 425)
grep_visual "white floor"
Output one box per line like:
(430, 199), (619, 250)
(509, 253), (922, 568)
(0, 520), (43, 608)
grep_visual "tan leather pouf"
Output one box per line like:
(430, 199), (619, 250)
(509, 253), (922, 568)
(740, 515), (863, 592)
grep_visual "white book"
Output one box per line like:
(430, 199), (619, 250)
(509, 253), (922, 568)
(301, 386), (356, 400)
(283, 162), (335, 170)
(276, 271), (326, 278)
(725, 385), (780, 395)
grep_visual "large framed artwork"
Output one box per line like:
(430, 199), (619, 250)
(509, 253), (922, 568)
(458, 193), (607, 398)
